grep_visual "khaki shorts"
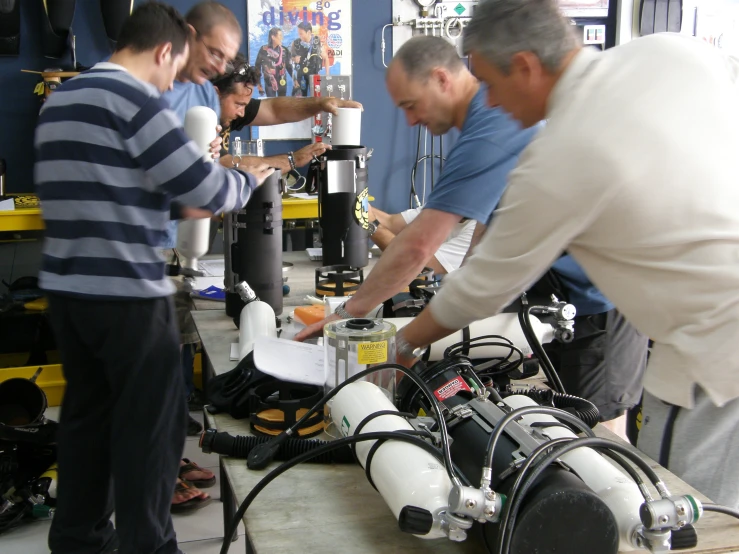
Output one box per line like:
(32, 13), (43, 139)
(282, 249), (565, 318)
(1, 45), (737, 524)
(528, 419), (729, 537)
(161, 249), (200, 345)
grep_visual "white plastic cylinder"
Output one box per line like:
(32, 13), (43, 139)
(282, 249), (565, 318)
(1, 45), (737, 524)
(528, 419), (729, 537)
(331, 381), (452, 539)
(331, 107), (362, 146)
(238, 301), (278, 360)
(392, 313), (553, 359)
(177, 107), (218, 270)
(503, 395), (643, 551)
(183, 106), (218, 161)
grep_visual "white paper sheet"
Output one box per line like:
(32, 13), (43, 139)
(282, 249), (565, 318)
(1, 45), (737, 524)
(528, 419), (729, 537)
(253, 336), (325, 386)
(198, 259), (225, 277)
(229, 343), (239, 361)
(289, 193), (316, 200)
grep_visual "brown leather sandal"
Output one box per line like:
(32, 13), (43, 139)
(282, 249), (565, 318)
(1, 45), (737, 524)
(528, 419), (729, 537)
(179, 458), (216, 488)
(171, 479), (212, 513)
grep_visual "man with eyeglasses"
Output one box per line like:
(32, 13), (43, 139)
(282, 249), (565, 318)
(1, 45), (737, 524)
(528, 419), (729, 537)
(211, 53), (361, 174)
(158, 1), (243, 514)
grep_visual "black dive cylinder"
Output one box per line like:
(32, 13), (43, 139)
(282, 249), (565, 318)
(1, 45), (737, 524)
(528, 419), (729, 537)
(41, 0), (76, 59)
(100, 0), (132, 51)
(398, 360), (619, 554)
(225, 172), (283, 316)
(0, 1), (20, 56)
(318, 146), (369, 268)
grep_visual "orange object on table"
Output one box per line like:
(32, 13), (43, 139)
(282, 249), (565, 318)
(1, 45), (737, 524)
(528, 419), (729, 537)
(294, 305), (326, 326)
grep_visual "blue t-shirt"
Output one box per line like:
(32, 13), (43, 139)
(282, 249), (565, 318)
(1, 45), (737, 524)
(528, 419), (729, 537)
(427, 87), (612, 316)
(160, 80), (222, 248)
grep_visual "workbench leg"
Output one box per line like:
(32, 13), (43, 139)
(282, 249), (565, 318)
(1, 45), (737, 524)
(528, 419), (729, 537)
(220, 457), (238, 543)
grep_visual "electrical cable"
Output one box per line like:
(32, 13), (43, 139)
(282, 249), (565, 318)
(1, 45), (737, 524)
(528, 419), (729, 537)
(703, 504), (739, 521)
(443, 335), (525, 378)
(410, 125), (423, 208)
(422, 126), (428, 204)
(430, 134), (435, 195)
(482, 406), (597, 488)
(498, 437), (666, 554)
(220, 431), (456, 554)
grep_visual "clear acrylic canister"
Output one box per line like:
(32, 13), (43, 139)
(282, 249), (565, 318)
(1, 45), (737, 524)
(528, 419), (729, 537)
(323, 318), (396, 437)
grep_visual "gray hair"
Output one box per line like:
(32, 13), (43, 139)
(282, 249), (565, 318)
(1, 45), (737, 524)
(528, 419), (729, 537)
(391, 36), (466, 81)
(463, 0), (580, 73)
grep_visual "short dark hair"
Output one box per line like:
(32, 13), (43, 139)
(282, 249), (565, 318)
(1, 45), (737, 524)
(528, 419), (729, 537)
(115, 1), (189, 56)
(297, 21), (313, 33)
(211, 53), (259, 95)
(186, 1), (242, 40)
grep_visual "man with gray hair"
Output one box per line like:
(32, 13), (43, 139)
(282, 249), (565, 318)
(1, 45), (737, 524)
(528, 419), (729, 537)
(394, 0), (739, 508)
(295, 36), (649, 441)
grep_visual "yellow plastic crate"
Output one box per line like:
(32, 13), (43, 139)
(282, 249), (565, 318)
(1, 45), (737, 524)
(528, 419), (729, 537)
(0, 353), (203, 408)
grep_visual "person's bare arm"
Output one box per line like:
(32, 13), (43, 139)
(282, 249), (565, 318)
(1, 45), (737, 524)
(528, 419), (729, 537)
(220, 143), (329, 173)
(294, 209), (461, 341)
(250, 96), (362, 126)
(368, 204), (409, 236)
(369, 215), (446, 274)
(461, 221), (487, 266)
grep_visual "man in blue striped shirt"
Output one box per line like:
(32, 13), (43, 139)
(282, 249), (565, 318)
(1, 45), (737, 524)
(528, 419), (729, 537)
(34, 4), (272, 553)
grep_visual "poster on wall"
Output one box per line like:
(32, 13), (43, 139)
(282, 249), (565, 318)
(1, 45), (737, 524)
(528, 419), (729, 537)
(247, 0), (352, 140)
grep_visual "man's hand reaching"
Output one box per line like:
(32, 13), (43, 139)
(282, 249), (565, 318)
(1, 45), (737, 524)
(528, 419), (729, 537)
(247, 163), (275, 186)
(210, 125), (223, 160)
(320, 97), (363, 115)
(293, 143), (330, 167)
(293, 313), (340, 342)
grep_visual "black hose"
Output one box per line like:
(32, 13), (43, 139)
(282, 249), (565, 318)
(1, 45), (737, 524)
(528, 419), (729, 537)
(518, 302), (566, 393)
(703, 504), (739, 521)
(200, 430), (355, 464)
(219, 431), (456, 554)
(515, 388), (600, 428)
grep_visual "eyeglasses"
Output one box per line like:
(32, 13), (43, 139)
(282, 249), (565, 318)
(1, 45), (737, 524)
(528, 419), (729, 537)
(196, 32), (227, 65)
(224, 60), (250, 76)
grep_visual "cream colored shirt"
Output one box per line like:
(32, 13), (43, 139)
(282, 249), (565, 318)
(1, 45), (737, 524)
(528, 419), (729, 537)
(429, 33), (739, 409)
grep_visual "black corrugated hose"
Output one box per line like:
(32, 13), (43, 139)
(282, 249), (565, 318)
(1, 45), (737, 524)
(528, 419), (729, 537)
(513, 388), (601, 428)
(200, 429), (355, 465)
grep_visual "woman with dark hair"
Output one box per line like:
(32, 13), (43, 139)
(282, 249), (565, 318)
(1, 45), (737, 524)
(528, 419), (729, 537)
(254, 27), (292, 97)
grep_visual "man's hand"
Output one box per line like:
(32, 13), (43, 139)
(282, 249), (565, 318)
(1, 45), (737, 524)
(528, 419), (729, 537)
(320, 97), (363, 115)
(293, 55), (301, 63)
(293, 143), (331, 167)
(293, 313), (340, 342)
(210, 125), (223, 160)
(248, 163), (276, 187)
(180, 207), (214, 219)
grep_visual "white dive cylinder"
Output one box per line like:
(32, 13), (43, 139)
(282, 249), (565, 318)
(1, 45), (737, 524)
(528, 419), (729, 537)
(392, 313), (553, 359)
(177, 106), (217, 272)
(236, 281), (277, 360)
(331, 381), (452, 539)
(503, 395), (644, 551)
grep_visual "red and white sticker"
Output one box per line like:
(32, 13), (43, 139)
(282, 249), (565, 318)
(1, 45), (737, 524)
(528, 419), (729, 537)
(434, 376), (472, 401)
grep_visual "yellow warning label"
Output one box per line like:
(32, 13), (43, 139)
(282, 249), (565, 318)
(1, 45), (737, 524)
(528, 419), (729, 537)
(357, 340), (388, 365)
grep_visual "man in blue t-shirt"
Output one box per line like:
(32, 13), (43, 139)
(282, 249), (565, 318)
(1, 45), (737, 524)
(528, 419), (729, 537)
(296, 37), (648, 439)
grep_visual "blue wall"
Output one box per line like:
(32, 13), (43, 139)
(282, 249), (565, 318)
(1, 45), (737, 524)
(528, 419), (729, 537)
(0, 0), (433, 214)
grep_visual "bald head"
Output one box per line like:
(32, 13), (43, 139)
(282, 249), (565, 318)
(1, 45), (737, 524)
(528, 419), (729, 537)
(388, 36), (466, 83)
(386, 36), (476, 136)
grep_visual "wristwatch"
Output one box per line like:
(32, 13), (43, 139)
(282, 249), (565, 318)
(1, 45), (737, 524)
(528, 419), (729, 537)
(286, 151), (297, 172)
(334, 301), (353, 319)
(396, 331), (428, 360)
(367, 219), (381, 236)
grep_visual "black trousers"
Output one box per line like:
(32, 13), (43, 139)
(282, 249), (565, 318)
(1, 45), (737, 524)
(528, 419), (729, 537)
(544, 308), (649, 421)
(46, 293), (186, 554)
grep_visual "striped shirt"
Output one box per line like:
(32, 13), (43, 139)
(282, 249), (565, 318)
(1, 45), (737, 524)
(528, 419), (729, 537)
(34, 62), (257, 300)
